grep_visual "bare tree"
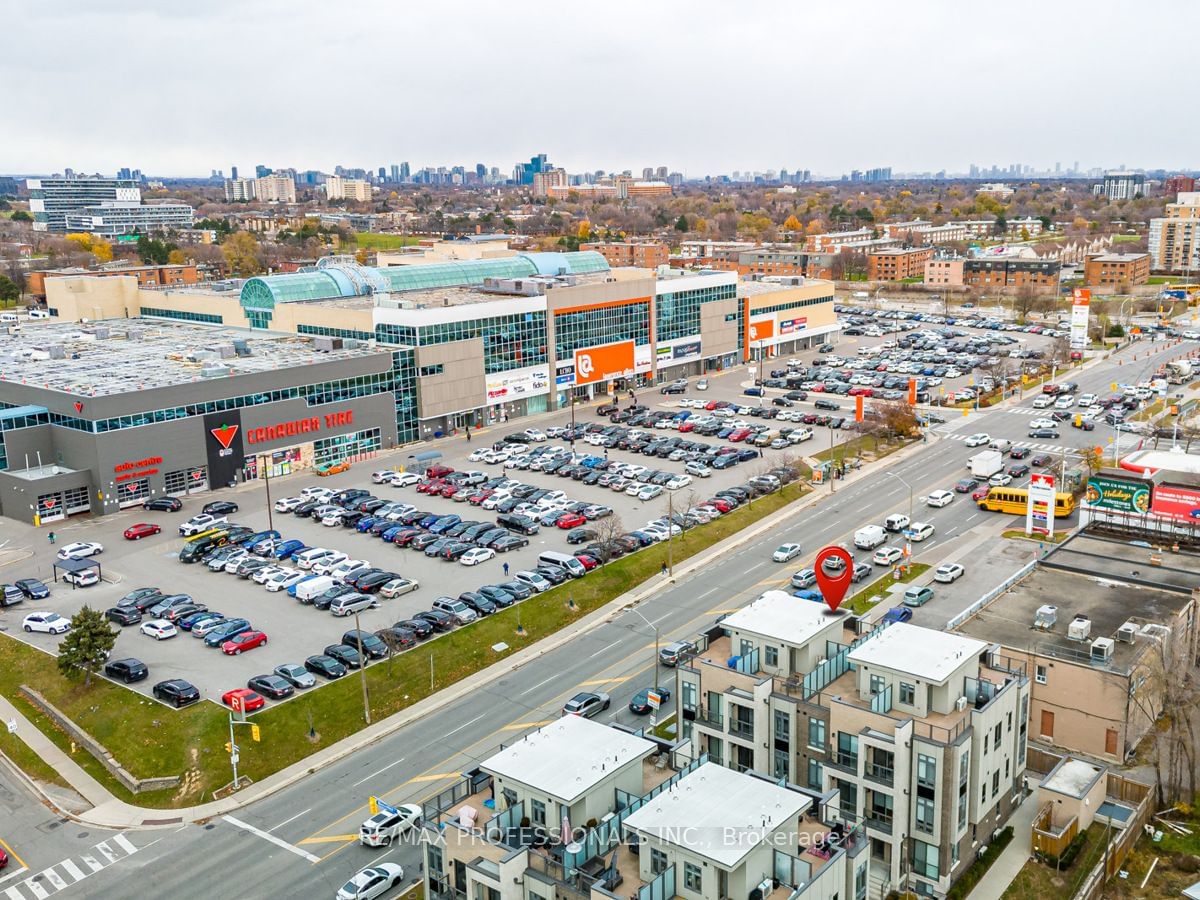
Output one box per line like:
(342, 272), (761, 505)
(1126, 632), (1200, 807)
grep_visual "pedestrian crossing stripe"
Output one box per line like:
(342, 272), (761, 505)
(2, 835), (138, 900)
(937, 432), (1074, 454)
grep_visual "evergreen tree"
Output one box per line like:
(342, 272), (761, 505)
(56, 605), (117, 687)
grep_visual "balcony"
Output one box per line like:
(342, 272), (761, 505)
(730, 719), (755, 741)
(827, 751), (859, 775)
(865, 763), (894, 787)
(864, 810), (894, 835)
(695, 709), (724, 729)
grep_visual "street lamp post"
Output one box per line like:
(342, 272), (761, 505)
(630, 607), (661, 693)
(886, 472), (914, 523)
(353, 610), (372, 725)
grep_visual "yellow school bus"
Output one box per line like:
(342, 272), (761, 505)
(976, 487), (1075, 517)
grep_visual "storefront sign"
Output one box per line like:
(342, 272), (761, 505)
(574, 341), (635, 386)
(672, 341), (702, 360)
(748, 319), (775, 342)
(1070, 289), (1090, 350)
(485, 365), (550, 403)
(204, 411), (245, 489)
(1084, 475), (1150, 514)
(114, 456), (162, 483)
(1026, 472), (1056, 537)
(1150, 482), (1200, 523)
(246, 410), (353, 445)
(780, 317), (807, 335)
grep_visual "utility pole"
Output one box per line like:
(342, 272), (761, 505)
(631, 608), (661, 693)
(261, 453), (276, 556)
(353, 610), (371, 724)
(829, 427), (837, 494)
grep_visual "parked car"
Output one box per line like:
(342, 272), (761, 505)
(221, 688), (265, 712)
(104, 658), (149, 684)
(123, 523), (162, 541)
(628, 686), (671, 715)
(304, 654), (348, 680)
(247, 674), (295, 700)
(152, 679), (200, 707)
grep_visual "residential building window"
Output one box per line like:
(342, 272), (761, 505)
(1035, 665), (1047, 684)
(684, 862), (702, 892)
(773, 709), (790, 747)
(958, 752), (970, 830)
(418, 364), (444, 377)
(913, 840), (940, 880)
(992, 770), (1000, 798)
(1007, 711), (1013, 733)
(650, 848), (668, 876)
(993, 723), (1002, 747)
(765, 645), (779, 667)
(808, 718), (826, 751)
(808, 759), (823, 790)
(836, 732), (859, 769)
(915, 796), (935, 834)
(774, 748), (789, 780)
(708, 736), (723, 767)
(869, 674), (886, 696)
(917, 754), (936, 788)
(530, 799), (546, 826)
(900, 682), (915, 705)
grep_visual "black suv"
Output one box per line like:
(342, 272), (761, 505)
(104, 658), (149, 683)
(153, 679), (200, 707)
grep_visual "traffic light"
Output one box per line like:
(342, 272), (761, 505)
(251, 724), (261, 743)
(224, 741), (233, 754)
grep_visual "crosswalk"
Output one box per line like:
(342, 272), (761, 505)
(1, 834), (138, 900)
(937, 432), (1077, 455)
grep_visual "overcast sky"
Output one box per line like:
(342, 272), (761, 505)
(4, 0), (1195, 178)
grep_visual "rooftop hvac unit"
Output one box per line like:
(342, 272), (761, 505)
(91, 326), (110, 339)
(313, 337), (342, 352)
(1116, 622), (1138, 643)
(216, 344), (236, 359)
(1034, 605), (1058, 629)
(1091, 638), (1115, 662)
(47, 344), (65, 359)
(1068, 615), (1092, 642)
(200, 365), (230, 378)
(187, 349), (218, 363)
(955, 696), (968, 712)
(232, 339), (251, 357)
(343, 339), (360, 350)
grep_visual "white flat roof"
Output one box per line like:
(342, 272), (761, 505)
(719, 590), (839, 648)
(623, 762), (810, 868)
(1042, 758), (1105, 799)
(849, 623), (989, 684)
(481, 716), (656, 804)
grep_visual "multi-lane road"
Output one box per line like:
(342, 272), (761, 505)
(0, 329), (1190, 900)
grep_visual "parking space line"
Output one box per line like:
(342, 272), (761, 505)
(0, 840), (27, 879)
(222, 815), (321, 864)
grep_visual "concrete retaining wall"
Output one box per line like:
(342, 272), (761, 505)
(19, 685), (180, 794)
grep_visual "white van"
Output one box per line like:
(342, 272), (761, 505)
(0, 312), (18, 324)
(295, 575), (335, 603)
(330, 593), (378, 617)
(854, 525), (888, 550)
(295, 547), (336, 570)
(537, 551), (587, 578)
(988, 439), (1012, 455)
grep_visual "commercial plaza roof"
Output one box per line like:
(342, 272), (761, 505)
(239, 251), (610, 308)
(1, 320), (382, 396)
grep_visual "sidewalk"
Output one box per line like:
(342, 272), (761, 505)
(0, 693), (113, 809)
(963, 785), (1038, 900)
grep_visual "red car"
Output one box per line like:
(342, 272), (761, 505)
(222, 688), (265, 712)
(221, 630), (268, 655)
(728, 428), (752, 442)
(440, 484), (461, 498)
(705, 400), (719, 410)
(426, 464), (454, 479)
(573, 553), (598, 570)
(416, 479), (445, 494)
(0, 844), (7, 869)
(469, 489), (494, 506)
(123, 522), (162, 541)
(972, 487), (990, 501)
(678, 422), (695, 433)
(707, 497), (733, 513)
(557, 512), (586, 529)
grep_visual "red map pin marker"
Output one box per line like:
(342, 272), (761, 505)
(813, 545), (854, 613)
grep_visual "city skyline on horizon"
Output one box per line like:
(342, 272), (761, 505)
(4, 0), (1196, 177)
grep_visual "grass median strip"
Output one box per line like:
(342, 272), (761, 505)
(844, 563), (930, 615)
(0, 480), (810, 808)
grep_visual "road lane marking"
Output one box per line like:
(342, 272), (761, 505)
(297, 834), (358, 845)
(95, 842), (116, 864)
(353, 758), (406, 787)
(268, 807), (313, 832)
(589, 640), (621, 658)
(704, 607), (740, 616)
(444, 714), (485, 737)
(519, 674), (558, 695)
(499, 720), (552, 731)
(222, 815), (320, 864)
(579, 677), (625, 686)
(22, 879), (49, 900)
(405, 772), (460, 783)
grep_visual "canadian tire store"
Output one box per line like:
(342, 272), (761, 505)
(0, 343), (397, 526)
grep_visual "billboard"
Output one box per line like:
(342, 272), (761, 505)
(748, 319), (775, 342)
(1149, 482), (1200, 523)
(672, 340), (702, 360)
(573, 340), (635, 386)
(1070, 288), (1091, 350)
(780, 317), (807, 335)
(1084, 475), (1151, 515)
(485, 365), (550, 403)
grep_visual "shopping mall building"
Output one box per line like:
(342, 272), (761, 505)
(12, 247), (837, 523)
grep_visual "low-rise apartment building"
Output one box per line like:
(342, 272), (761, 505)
(421, 715), (861, 900)
(955, 530), (1200, 764)
(707, 246), (835, 280)
(925, 257), (965, 286)
(580, 241), (668, 269)
(867, 247), (933, 281)
(675, 590), (1030, 899)
(805, 228), (874, 252)
(963, 257), (1060, 288)
(1083, 252), (1151, 287)
(27, 263), (200, 297)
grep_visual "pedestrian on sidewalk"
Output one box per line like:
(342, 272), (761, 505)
(466, 429), (471, 443)
(661, 561), (668, 576)
(47, 531), (56, 545)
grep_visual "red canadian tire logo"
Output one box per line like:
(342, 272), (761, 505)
(210, 424), (239, 450)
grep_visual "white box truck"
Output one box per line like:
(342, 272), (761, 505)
(968, 450), (1003, 480)
(854, 525), (887, 550)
